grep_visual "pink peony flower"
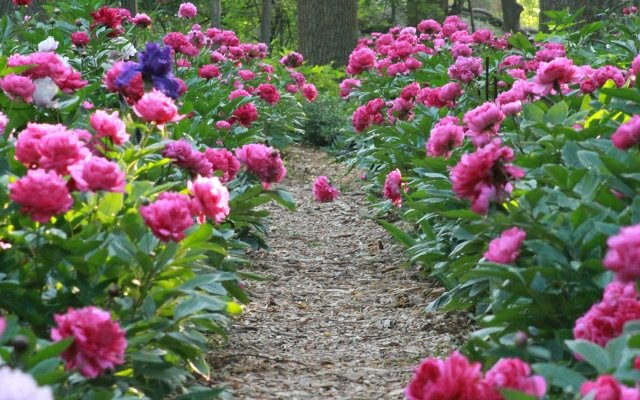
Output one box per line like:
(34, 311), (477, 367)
(231, 103), (259, 127)
(133, 90), (184, 125)
(204, 148), (240, 183)
(280, 52), (304, 68)
(37, 129), (90, 175)
(417, 19), (441, 34)
(7, 51), (86, 94)
(535, 42), (566, 62)
(131, 13), (152, 27)
(71, 32), (90, 47)
(178, 2), (197, 18)
(448, 56), (483, 83)
(580, 375), (640, 400)
(15, 123), (64, 168)
(313, 176), (340, 202)
(9, 169), (73, 223)
(0, 111), (7, 134)
(0, 367), (53, 400)
(451, 43), (473, 59)
(51, 306), (126, 379)
(339, 78), (360, 98)
(533, 57), (582, 96)
(0, 316), (5, 338)
(216, 120), (231, 130)
(612, 115), (640, 150)
(235, 143), (286, 188)
(450, 140), (525, 214)
(69, 157), (125, 193)
(238, 70), (256, 81)
(464, 102), (506, 147)
(347, 47), (377, 75)
(417, 82), (463, 109)
(1, 73), (36, 102)
(257, 83), (280, 105)
(163, 32), (198, 56)
(603, 224), (640, 282)
(484, 227), (527, 264)
(426, 117), (464, 158)
(574, 281), (640, 347)
(302, 83), (318, 102)
(632, 55), (640, 77)
(140, 192), (195, 242)
(188, 176), (230, 224)
(594, 65), (626, 87)
(163, 140), (212, 177)
(198, 64), (220, 79)
(384, 169), (406, 207)
(485, 358), (546, 398)
(90, 110), (129, 145)
(405, 352), (494, 400)
(103, 61), (144, 104)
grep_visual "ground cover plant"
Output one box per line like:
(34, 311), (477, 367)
(338, 4), (640, 399)
(0, 0), (318, 398)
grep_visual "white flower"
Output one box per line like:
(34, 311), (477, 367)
(32, 77), (58, 108)
(0, 367), (53, 400)
(38, 37), (59, 52)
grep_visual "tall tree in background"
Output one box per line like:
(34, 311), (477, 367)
(120, 0), (138, 13)
(211, 0), (222, 28)
(0, 0), (45, 16)
(297, 0), (358, 66)
(260, 0), (273, 45)
(501, 0), (523, 32)
(406, 0), (447, 27)
(539, 0), (618, 30)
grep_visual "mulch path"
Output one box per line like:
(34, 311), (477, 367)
(209, 145), (467, 399)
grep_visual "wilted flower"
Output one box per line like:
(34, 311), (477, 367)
(313, 176), (340, 202)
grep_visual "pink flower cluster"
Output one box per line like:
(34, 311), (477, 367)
(51, 306), (127, 378)
(450, 140), (525, 214)
(384, 169), (407, 207)
(235, 143), (287, 188)
(574, 281), (640, 347)
(189, 176), (231, 224)
(416, 82), (462, 109)
(426, 116), (464, 159)
(312, 176), (340, 202)
(484, 227), (526, 264)
(448, 57), (483, 83)
(178, 2), (197, 19)
(406, 352), (546, 400)
(533, 57), (582, 96)
(603, 224), (640, 282)
(464, 102), (506, 147)
(612, 115), (640, 150)
(581, 375), (640, 399)
(140, 193), (196, 241)
(133, 89), (184, 125)
(352, 98), (386, 132)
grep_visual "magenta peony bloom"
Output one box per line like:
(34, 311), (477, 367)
(632, 55), (640, 77)
(574, 281), (640, 347)
(533, 57), (582, 96)
(131, 13), (152, 27)
(1, 73), (36, 103)
(426, 117), (464, 159)
(204, 148), (240, 183)
(9, 169), (73, 223)
(7, 51), (87, 94)
(464, 102), (506, 147)
(235, 143), (286, 188)
(216, 120), (231, 130)
(485, 358), (546, 398)
(450, 140), (525, 214)
(0, 112), (7, 134)
(302, 83), (318, 102)
(405, 352), (494, 400)
(448, 56), (483, 83)
(231, 103), (259, 127)
(103, 61), (144, 104)
(198, 64), (220, 79)
(384, 169), (406, 207)
(188, 176), (230, 224)
(90, 110), (129, 145)
(603, 224), (640, 282)
(280, 52), (304, 68)
(612, 115), (640, 150)
(12, 0), (32, 5)
(0, 316), (5, 338)
(51, 306), (126, 379)
(313, 176), (340, 202)
(347, 47), (377, 75)
(140, 192), (195, 242)
(417, 19), (441, 34)
(178, 2), (197, 18)
(133, 89), (184, 125)
(15, 123), (64, 168)
(580, 375), (640, 400)
(37, 129), (90, 175)
(417, 82), (463, 109)
(0, 367), (53, 400)
(339, 78), (360, 98)
(163, 140), (212, 177)
(484, 227), (526, 264)
(69, 157), (125, 193)
(71, 32), (90, 47)
(257, 83), (280, 105)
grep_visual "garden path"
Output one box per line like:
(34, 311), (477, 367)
(209, 145), (466, 399)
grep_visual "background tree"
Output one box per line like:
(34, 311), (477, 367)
(501, 0), (523, 32)
(539, 0), (618, 30)
(260, 0), (272, 44)
(406, 0), (447, 26)
(120, 0), (138, 13)
(211, 0), (222, 28)
(0, 0), (45, 16)
(297, 0), (358, 66)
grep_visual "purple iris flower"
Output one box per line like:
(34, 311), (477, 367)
(116, 42), (180, 99)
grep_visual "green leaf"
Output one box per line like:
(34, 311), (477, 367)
(267, 189), (296, 211)
(523, 103), (545, 123)
(25, 338), (73, 369)
(97, 192), (124, 223)
(377, 220), (415, 247)
(533, 363), (586, 391)
(500, 389), (537, 400)
(566, 340), (611, 373)
(545, 101), (569, 126)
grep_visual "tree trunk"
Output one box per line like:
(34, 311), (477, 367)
(539, 0), (618, 30)
(501, 0), (523, 32)
(1, 0), (45, 16)
(120, 0), (138, 14)
(211, 0), (222, 28)
(260, 0), (272, 45)
(297, 0), (358, 66)
(407, 0), (448, 27)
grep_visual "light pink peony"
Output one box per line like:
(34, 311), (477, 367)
(69, 157), (125, 193)
(7, 51), (86, 94)
(204, 148), (240, 183)
(0, 112), (8, 134)
(603, 224), (640, 282)
(133, 90), (184, 125)
(347, 47), (377, 75)
(0, 367), (53, 400)
(131, 13), (152, 27)
(417, 19), (441, 34)
(450, 140), (525, 214)
(405, 352), (494, 400)
(235, 143), (286, 188)
(178, 2), (197, 18)
(90, 110), (129, 145)
(51, 306), (126, 379)
(140, 192), (195, 242)
(484, 227), (526, 264)
(37, 129), (90, 175)
(574, 281), (640, 347)
(463, 102), (506, 147)
(580, 375), (640, 400)
(448, 57), (483, 83)
(485, 358), (546, 398)
(216, 120), (231, 130)
(339, 78), (360, 98)
(612, 115), (640, 150)
(9, 169), (73, 223)
(188, 176), (230, 224)
(533, 57), (582, 95)
(313, 176), (340, 202)
(426, 117), (464, 159)
(1, 73), (36, 102)
(14, 123), (65, 168)
(384, 169), (406, 207)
